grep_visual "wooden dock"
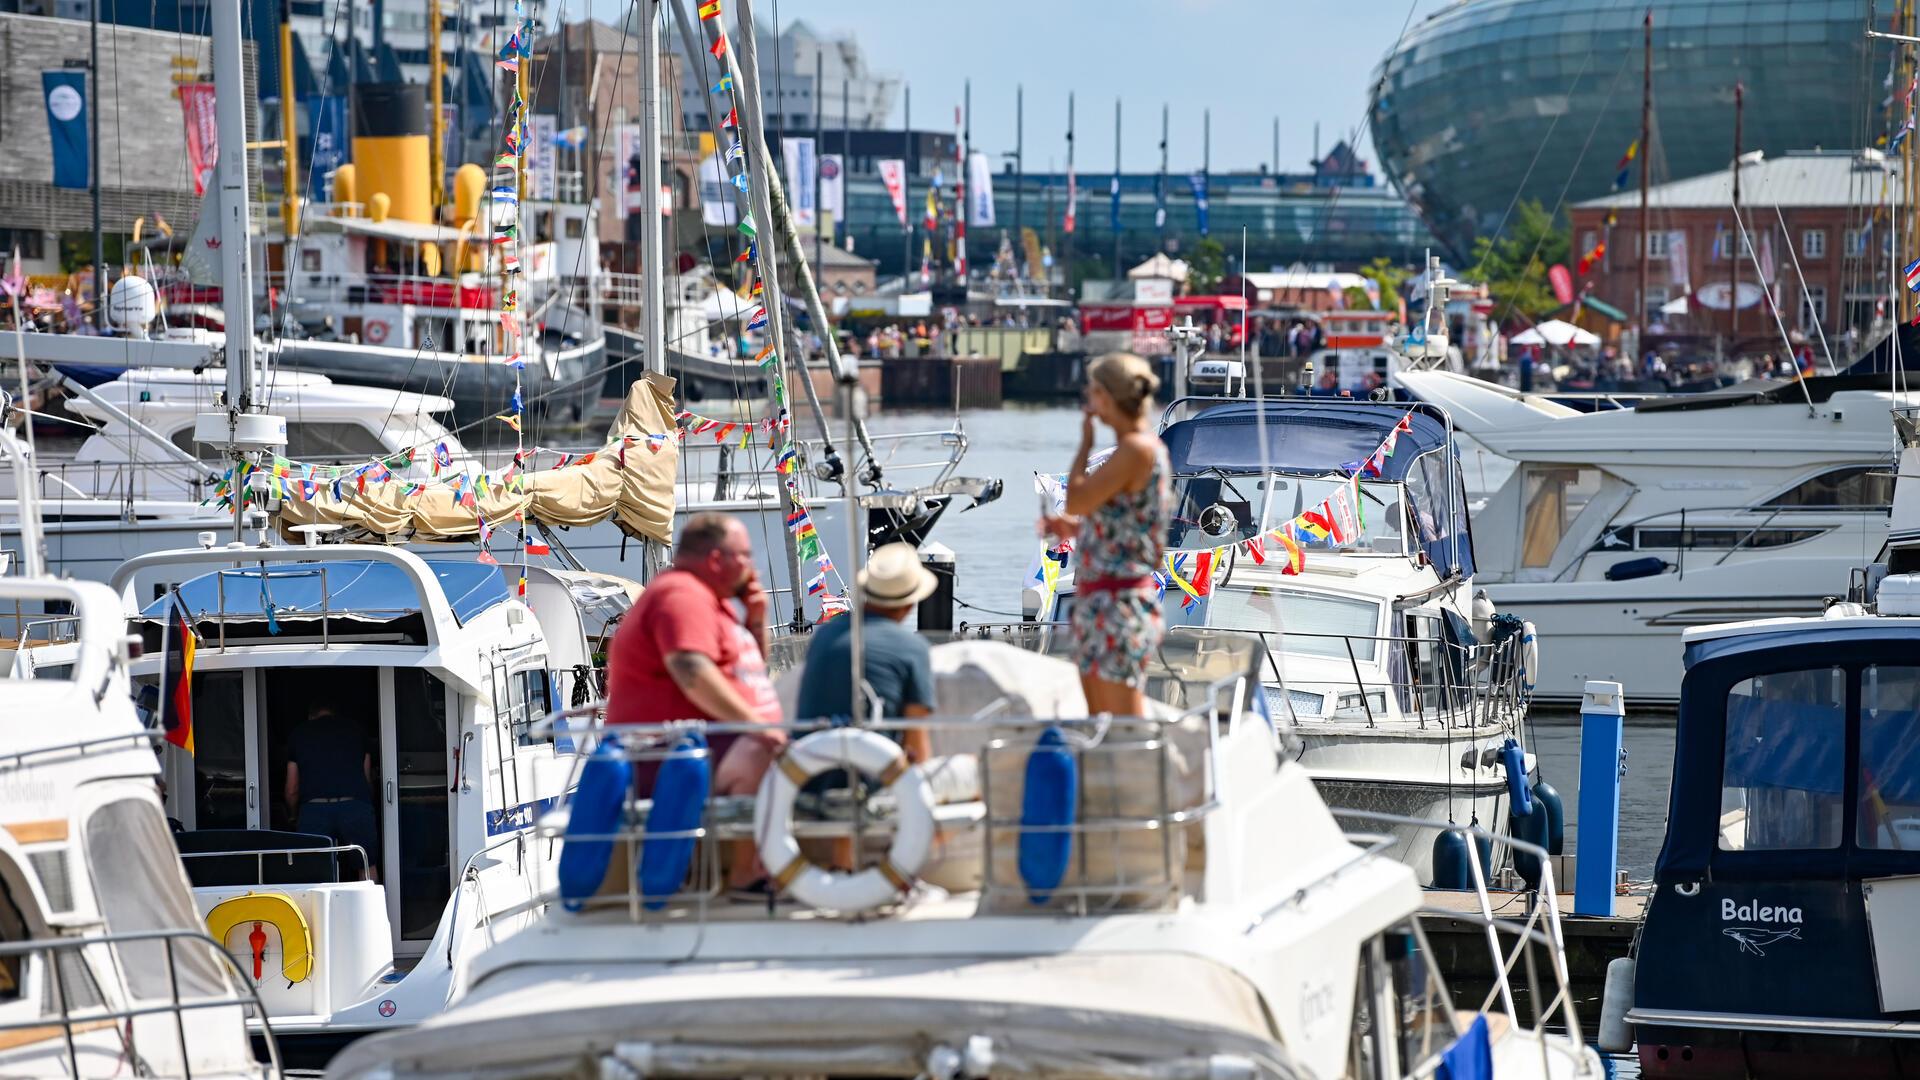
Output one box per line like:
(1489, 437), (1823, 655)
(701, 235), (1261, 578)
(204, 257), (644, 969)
(1420, 888), (1646, 990)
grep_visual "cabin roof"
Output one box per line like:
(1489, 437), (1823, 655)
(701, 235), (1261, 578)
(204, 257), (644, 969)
(139, 559), (512, 628)
(1159, 399), (1451, 482)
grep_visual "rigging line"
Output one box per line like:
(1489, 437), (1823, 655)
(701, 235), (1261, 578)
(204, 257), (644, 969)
(1730, 203), (1817, 416)
(1772, 204), (1838, 375)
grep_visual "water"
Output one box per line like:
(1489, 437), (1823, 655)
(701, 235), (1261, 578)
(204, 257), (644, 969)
(880, 406), (1681, 876)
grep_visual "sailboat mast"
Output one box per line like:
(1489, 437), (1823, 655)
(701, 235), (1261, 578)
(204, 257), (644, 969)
(212, 0), (258, 541)
(279, 0), (301, 241)
(428, 0), (445, 209)
(1731, 81), (1743, 346)
(1637, 7), (1651, 352)
(635, 0), (665, 374)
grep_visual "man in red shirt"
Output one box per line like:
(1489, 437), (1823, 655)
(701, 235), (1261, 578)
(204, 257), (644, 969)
(606, 511), (784, 891)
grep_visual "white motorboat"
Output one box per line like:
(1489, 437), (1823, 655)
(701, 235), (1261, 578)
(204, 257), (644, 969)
(1031, 396), (1543, 883)
(0, 422), (277, 1078)
(1397, 368), (1904, 705)
(324, 626), (1600, 1080)
(107, 542), (633, 1068)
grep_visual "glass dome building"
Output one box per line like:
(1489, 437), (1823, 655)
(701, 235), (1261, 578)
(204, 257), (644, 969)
(1370, 0), (1874, 259)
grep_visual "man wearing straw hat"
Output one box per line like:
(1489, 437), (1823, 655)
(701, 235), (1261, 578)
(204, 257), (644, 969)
(794, 543), (936, 764)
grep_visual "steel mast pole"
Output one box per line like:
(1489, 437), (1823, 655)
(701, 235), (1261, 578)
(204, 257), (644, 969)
(212, 0), (258, 542)
(1637, 7), (1651, 354)
(636, 0), (665, 375)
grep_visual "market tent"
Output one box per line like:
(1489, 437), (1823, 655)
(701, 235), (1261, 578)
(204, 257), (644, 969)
(1510, 319), (1600, 347)
(1127, 253), (1189, 282)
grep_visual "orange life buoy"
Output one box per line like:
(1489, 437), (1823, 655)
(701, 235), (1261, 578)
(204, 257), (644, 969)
(365, 319), (390, 345)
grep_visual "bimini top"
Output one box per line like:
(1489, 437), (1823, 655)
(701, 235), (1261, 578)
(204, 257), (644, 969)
(1159, 399), (1451, 483)
(138, 559), (513, 628)
(1657, 615), (1920, 882)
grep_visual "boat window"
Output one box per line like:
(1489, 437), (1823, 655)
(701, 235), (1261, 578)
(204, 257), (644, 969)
(1859, 666), (1920, 850)
(1519, 466), (1601, 568)
(1182, 586), (1380, 662)
(1719, 668), (1845, 852)
(84, 799), (227, 1002)
(189, 670), (248, 830)
(1173, 474), (1406, 555)
(0, 866), (30, 1004)
(509, 669), (555, 747)
(1763, 466), (1894, 510)
(1635, 527), (1827, 551)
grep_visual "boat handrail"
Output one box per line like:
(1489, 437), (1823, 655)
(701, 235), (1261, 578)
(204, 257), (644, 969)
(177, 842), (371, 885)
(0, 730), (162, 770)
(1556, 499), (1871, 583)
(0, 926), (283, 1079)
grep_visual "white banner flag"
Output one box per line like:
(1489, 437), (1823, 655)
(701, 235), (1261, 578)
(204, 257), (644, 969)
(1666, 229), (1689, 294)
(615, 124), (640, 219)
(528, 114), (557, 200)
(966, 150), (996, 227)
(877, 158), (908, 226)
(697, 157), (739, 227)
(819, 153), (846, 224)
(781, 137), (817, 228)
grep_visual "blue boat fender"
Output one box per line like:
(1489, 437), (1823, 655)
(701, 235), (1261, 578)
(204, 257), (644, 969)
(557, 741), (633, 911)
(1500, 739), (1533, 817)
(1532, 777), (1566, 857)
(1018, 726), (1078, 904)
(1430, 831), (1471, 891)
(639, 731), (711, 910)
(1511, 801), (1548, 891)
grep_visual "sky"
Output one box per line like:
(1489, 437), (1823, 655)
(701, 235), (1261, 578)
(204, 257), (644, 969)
(580, 0), (1455, 175)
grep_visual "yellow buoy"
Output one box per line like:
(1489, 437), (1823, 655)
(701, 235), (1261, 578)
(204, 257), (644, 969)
(205, 892), (314, 985)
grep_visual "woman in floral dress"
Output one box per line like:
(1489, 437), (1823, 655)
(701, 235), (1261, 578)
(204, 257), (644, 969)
(1039, 353), (1171, 715)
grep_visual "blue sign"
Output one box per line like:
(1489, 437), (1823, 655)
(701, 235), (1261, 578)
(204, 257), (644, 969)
(304, 95), (349, 180)
(42, 71), (88, 191)
(1191, 171), (1210, 237)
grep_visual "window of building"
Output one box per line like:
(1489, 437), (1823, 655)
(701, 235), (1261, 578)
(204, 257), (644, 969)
(1847, 226), (1873, 258)
(1720, 668), (1845, 851)
(1647, 285), (1669, 322)
(1859, 665), (1920, 849)
(1763, 466), (1894, 510)
(1646, 231), (1669, 258)
(1803, 230), (1827, 259)
(0, 229), (46, 261)
(1802, 285), (1827, 331)
(1710, 225), (1729, 261)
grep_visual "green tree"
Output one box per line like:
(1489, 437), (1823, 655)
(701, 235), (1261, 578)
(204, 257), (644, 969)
(1466, 200), (1570, 323)
(1358, 256), (1409, 313)
(1185, 237), (1227, 294)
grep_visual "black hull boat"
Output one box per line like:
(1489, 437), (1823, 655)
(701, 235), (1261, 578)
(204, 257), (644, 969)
(271, 333), (606, 441)
(1621, 618), (1920, 1079)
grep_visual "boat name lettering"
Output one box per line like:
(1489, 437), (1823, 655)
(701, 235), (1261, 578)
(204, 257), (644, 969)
(1721, 898), (1802, 924)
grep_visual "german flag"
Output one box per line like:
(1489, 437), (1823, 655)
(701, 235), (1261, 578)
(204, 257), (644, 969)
(161, 593), (196, 754)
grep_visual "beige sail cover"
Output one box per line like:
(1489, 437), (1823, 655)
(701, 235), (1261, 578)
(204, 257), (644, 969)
(277, 373), (680, 546)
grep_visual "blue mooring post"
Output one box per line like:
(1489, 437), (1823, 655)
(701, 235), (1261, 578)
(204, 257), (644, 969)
(1575, 679), (1626, 917)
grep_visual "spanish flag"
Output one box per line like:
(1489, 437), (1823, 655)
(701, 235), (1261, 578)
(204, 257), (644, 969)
(698, 0), (722, 17)
(161, 593), (196, 754)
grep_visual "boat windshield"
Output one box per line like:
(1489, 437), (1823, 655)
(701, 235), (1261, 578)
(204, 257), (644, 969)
(1163, 584), (1384, 662)
(1170, 472), (1408, 555)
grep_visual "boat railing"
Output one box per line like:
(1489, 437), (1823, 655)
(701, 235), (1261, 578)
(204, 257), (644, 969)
(0, 730), (161, 770)
(177, 842), (371, 886)
(0, 926), (283, 1078)
(528, 660), (1257, 922)
(1245, 627), (1531, 730)
(672, 423), (971, 505)
(1557, 499), (1875, 582)
(19, 451), (446, 509)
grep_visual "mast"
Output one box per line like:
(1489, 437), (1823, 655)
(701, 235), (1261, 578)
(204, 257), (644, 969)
(428, 0), (445, 209)
(1637, 6), (1651, 353)
(1909, 0), (1919, 328)
(841, 73), (850, 248)
(635, 0), (664, 375)
(90, 0), (103, 330)
(1112, 97), (1121, 278)
(213, 0), (259, 541)
(813, 50), (824, 275)
(1063, 91), (1074, 294)
(1731, 81), (1743, 347)
(1272, 116), (1278, 175)
(1157, 102), (1167, 243)
(957, 80), (969, 282)
(902, 83), (911, 286)
(1014, 83), (1024, 276)
(279, 0), (301, 242)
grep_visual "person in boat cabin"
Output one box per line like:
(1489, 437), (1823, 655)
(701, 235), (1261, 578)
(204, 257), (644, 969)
(1039, 352), (1172, 716)
(285, 705), (379, 882)
(605, 511), (784, 893)
(792, 542), (937, 758)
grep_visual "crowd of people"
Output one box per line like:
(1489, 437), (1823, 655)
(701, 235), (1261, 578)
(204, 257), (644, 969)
(598, 353), (1171, 897)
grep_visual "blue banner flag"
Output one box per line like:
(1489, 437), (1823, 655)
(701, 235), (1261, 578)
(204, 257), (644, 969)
(42, 71), (88, 191)
(1191, 171), (1209, 237)
(304, 96), (349, 178)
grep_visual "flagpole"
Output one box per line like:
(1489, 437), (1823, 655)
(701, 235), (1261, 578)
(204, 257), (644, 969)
(1064, 91), (1074, 296)
(902, 83), (912, 287)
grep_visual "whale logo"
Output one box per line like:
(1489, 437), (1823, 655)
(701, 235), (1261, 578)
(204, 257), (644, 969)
(1723, 926), (1802, 956)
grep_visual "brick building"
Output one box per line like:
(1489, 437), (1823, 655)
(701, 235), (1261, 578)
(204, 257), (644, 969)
(1569, 149), (1901, 356)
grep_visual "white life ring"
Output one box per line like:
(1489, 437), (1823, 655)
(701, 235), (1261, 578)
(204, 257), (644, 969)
(1519, 620), (1540, 695)
(364, 318), (390, 344)
(753, 728), (934, 913)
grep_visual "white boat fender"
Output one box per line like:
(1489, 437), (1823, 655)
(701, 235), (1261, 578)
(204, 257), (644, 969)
(1519, 620), (1539, 694)
(754, 728), (935, 913)
(1598, 956), (1636, 1054)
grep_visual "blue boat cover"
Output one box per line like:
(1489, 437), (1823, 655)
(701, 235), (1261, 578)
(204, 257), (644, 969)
(1160, 400), (1450, 482)
(140, 559), (512, 627)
